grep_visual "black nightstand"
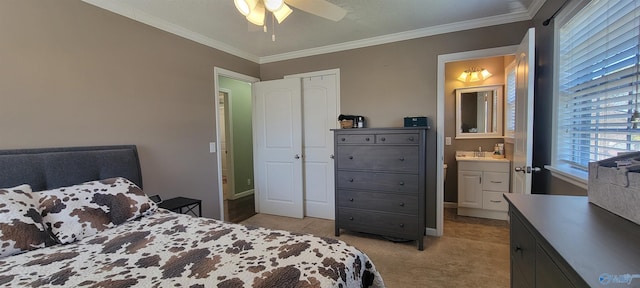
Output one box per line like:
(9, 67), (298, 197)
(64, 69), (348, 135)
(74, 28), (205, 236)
(159, 197), (202, 217)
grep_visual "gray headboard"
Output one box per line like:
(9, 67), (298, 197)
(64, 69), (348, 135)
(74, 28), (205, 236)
(0, 145), (142, 191)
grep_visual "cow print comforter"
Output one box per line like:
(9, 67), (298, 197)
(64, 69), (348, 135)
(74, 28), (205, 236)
(0, 209), (384, 287)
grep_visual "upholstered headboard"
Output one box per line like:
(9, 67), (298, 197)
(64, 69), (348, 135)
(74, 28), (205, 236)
(0, 145), (142, 191)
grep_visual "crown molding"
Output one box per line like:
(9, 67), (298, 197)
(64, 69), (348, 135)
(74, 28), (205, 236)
(258, 10), (532, 63)
(528, 0), (547, 18)
(81, 0), (260, 63)
(83, 0), (543, 65)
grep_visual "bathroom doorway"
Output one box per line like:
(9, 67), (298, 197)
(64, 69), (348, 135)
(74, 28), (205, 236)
(217, 75), (257, 223)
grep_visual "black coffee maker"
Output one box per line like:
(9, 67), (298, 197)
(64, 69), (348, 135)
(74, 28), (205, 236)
(338, 114), (366, 128)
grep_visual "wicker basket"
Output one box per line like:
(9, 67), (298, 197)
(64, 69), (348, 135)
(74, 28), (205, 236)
(340, 120), (353, 129)
(588, 152), (640, 225)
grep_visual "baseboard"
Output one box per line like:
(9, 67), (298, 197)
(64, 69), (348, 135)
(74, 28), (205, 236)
(230, 189), (254, 200)
(425, 227), (438, 236)
(444, 202), (457, 209)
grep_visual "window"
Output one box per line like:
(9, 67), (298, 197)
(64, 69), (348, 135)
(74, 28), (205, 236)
(504, 60), (516, 140)
(553, 0), (640, 183)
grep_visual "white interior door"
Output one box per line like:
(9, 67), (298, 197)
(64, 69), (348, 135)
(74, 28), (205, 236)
(512, 28), (535, 195)
(253, 78), (304, 218)
(300, 74), (338, 219)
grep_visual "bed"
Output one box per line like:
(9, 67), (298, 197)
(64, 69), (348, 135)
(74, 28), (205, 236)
(0, 145), (384, 287)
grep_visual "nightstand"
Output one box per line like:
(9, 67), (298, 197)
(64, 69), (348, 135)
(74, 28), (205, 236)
(159, 197), (202, 217)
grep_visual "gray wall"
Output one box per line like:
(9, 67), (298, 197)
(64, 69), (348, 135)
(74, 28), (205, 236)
(260, 21), (532, 228)
(0, 0), (260, 219)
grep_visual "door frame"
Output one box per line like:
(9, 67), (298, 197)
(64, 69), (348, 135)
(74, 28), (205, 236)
(214, 67), (259, 221)
(436, 45), (517, 236)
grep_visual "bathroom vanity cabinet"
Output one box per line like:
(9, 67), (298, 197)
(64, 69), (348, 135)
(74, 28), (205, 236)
(332, 127), (427, 250)
(457, 158), (510, 220)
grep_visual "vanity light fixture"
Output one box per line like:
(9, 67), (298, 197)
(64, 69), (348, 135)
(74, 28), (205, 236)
(457, 67), (492, 83)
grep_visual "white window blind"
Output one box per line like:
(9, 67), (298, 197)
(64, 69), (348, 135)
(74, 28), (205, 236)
(505, 61), (516, 139)
(557, 0), (640, 171)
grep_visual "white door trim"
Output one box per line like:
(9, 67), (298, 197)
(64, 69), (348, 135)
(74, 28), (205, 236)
(436, 45), (517, 236)
(214, 67), (259, 221)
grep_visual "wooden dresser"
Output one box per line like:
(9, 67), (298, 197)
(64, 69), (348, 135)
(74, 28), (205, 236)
(505, 194), (640, 287)
(332, 127), (427, 250)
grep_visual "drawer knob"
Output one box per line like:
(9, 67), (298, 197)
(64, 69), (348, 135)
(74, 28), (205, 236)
(399, 181), (405, 186)
(399, 202), (405, 207)
(348, 156), (354, 160)
(490, 200), (502, 203)
(349, 178), (354, 182)
(399, 157), (405, 161)
(381, 137), (386, 141)
(365, 137), (370, 141)
(514, 245), (522, 253)
(349, 198), (354, 202)
(408, 137), (414, 141)
(399, 223), (405, 228)
(349, 217), (354, 220)
(341, 138), (346, 141)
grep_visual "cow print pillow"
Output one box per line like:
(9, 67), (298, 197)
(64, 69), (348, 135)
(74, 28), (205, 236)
(0, 184), (57, 258)
(38, 177), (157, 244)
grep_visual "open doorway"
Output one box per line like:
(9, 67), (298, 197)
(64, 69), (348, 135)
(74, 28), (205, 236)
(436, 45), (518, 236)
(214, 68), (260, 222)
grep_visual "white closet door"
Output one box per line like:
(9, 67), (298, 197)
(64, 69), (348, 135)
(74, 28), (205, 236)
(301, 74), (337, 220)
(253, 78), (304, 218)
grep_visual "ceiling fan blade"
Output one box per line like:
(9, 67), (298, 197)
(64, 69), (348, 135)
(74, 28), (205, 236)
(285, 0), (347, 21)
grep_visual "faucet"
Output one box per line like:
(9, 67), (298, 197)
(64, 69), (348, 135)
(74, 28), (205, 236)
(475, 146), (482, 157)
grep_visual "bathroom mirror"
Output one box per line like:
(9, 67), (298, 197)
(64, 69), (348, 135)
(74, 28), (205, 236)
(455, 85), (503, 139)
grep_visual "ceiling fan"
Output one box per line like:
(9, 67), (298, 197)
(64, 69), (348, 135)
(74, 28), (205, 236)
(234, 0), (347, 27)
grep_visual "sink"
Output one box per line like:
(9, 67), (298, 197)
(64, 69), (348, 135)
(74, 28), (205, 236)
(455, 151), (509, 162)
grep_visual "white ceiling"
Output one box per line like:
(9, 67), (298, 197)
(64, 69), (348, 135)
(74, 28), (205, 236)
(82, 0), (545, 63)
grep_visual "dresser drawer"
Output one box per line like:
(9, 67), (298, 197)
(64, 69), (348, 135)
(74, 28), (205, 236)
(535, 244), (574, 288)
(510, 211), (536, 288)
(338, 208), (419, 239)
(375, 133), (420, 145)
(337, 190), (418, 214)
(336, 146), (420, 172)
(336, 171), (419, 193)
(336, 134), (374, 144)
(483, 191), (508, 211)
(483, 172), (509, 192)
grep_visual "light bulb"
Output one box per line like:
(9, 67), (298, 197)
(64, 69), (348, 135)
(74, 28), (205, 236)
(234, 0), (257, 16)
(264, 0), (284, 12)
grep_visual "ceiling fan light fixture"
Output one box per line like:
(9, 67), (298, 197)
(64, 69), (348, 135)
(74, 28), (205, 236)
(264, 0), (284, 12)
(234, 0), (257, 16)
(246, 2), (265, 26)
(273, 3), (293, 23)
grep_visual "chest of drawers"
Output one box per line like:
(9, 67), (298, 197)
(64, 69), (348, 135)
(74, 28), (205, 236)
(332, 127), (427, 250)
